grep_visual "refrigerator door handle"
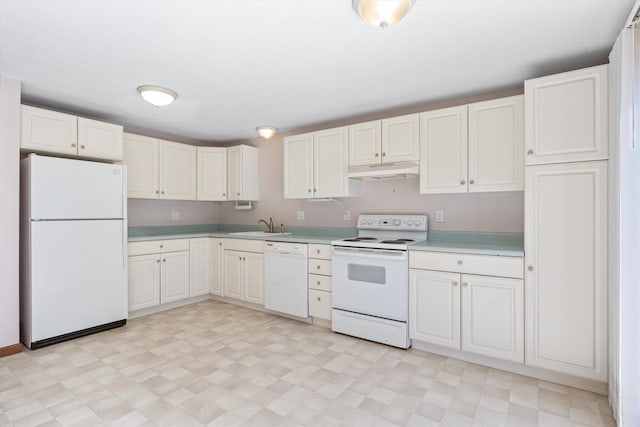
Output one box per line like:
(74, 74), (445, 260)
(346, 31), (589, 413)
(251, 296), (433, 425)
(122, 220), (127, 269)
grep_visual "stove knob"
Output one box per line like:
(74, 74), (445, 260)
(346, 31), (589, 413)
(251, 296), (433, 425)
(415, 219), (422, 226)
(367, 220), (373, 225)
(407, 220), (414, 225)
(394, 220), (401, 225)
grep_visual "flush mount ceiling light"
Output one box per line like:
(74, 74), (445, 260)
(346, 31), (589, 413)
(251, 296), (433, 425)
(137, 85), (177, 107)
(352, 0), (416, 28)
(256, 126), (278, 139)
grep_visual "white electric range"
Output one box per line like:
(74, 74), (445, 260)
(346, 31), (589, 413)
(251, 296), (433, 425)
(330, 214), (428, 349)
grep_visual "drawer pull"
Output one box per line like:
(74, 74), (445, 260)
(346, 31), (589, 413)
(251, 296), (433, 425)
(317, 281), (321, 285)
(462, 282), (468, 287)
(527, 149), (534, 155)
(316, 296), (321, 301)
(452, 281), (458, 286)
(160, 244), (164, 248)
(457, 260), (463, 265)
(316, 249), (321, 254)
(317, 265), (321, 269)
(528, 265), (534, 271)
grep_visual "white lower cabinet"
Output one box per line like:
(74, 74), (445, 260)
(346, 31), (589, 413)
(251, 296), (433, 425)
(222, 239), (264, 305)
(189, 238), (210, 297)
(127, 239), (190, 311)
(308, 244), (332, 320)
(210, 238), (224, 296)
(409, 251), (524, 363)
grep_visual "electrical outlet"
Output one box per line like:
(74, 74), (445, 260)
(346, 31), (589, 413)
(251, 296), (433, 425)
(296, 211), (305, 220)
(171, 210), (181, 220)
(343, 210), (351, 221)
(435, 209), (444, 223)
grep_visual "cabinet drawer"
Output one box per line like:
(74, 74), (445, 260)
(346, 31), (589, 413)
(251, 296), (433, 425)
(223, 238), (264, 253)
(128, 239), (190, 256)
(309, 289), (332, 320)
(309, 244), (332, 260)
(309, 274), (332, 292)
(409, 251), (523, 279)
(308, 259), (331, 276)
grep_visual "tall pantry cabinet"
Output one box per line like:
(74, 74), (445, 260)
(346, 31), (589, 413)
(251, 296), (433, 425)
(524, 64), (608, 381)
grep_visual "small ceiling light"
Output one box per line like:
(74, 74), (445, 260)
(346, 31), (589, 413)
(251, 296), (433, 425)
(257, 126), (278, 139)
(137, 85), (177, 107)
(352, 0), (415, 28)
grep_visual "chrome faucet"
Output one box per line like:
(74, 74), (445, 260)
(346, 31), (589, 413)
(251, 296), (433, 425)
(258, 217), (274, 233)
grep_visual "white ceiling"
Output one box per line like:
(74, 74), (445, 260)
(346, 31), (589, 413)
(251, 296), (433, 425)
(0, 0), (634, 142)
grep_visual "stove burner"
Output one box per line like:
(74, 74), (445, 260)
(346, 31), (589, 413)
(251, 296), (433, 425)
(380, 239), (414, 244)
(342, 237), (377, 242)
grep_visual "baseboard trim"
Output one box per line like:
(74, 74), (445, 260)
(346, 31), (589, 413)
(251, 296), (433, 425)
(0, 343), (22, 357)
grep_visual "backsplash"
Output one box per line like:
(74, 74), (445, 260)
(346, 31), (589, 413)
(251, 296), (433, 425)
(128, 199), (219, 226)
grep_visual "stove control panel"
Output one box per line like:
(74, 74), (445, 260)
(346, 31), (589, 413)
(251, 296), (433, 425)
(357, 214), (428, 231)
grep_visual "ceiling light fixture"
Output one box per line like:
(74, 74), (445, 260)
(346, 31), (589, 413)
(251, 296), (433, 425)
(137, 85), (177, 107)
(352, 0), (415, 28)
(256, 126), (278, 139)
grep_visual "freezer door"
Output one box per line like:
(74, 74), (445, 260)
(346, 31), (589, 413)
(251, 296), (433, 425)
(28, 220), (127, 343)
(28, 155), (125, 220)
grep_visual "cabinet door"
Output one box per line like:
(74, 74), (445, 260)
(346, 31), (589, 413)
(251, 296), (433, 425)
(123, 133), (159, 199)
(159, 141), (197, 200)
(210, 238), (224, 296)
(243, 252), (264, 305)
(381, 113), (419, 163)
(468, 96), (524, 192)
(77, 117), (123, 161)
(409, 269), (460, 349)
(525, 161), (607, 380)
(128, 254), (160, 311)
(525, 65), (608, 164)
(231, 145), (259, 201)
(227, 146), (242, 201)
(349, 120), (381, 166)
(284, 133), (314, 199)
(314, 126), (349, 198)
(461, 274), (523, 362)
(223, 250), (243, 299)
(197, 147), (227, 201)
(189, 238), (210, 297)
(419, 106), (468, 194)
(161, 251), (190, 304)
(21, 105), (78, 156)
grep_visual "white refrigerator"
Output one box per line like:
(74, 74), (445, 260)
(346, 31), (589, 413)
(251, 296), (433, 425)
(21, 154), (128, 349)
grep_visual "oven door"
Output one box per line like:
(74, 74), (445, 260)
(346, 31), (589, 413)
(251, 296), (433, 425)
(332, 246), (408, 322)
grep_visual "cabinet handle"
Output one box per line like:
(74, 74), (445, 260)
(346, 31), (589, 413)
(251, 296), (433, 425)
(527, 149), (534, 155)
(460, 180), (465, 185)
(463, 282), (468, 287)
(219, 242), (222, 246)
(317, 281), (321, 285)
(316, 249), (320, 254)
(317, 296), (321, 301)
(308, 189), (311, 193)
(469, 179), (475, 184)
(239, 256), (242, 260)
(317, 265), (321, 269)
(71, 143), (77, 147)
(382, 152), (386, 157)
(457, 260), (463, 265)
(80, 145), (85, 149)
(237, 192), (240, 196)
(161, 191), (165, 194)
(222, 193), (226, 196)
(156, 259), (160, 263)
(452, 281), (458, 286)
(528, 265), (534, 271)
(375, 153), (379, 157)
(155, 190), (159, 194)
(163, 259), (166, 263)
(243, 257), (246, 261)
(160, 244), (163, 248)
(313, 188), (317, 192)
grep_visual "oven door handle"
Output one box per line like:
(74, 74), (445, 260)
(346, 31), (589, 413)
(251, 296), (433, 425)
(332, 246), (407, 260)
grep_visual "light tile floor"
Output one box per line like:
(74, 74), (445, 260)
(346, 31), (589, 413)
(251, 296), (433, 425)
(0, 300), (616, 426)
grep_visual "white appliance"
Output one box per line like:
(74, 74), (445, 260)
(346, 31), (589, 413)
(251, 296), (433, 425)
(20, 154), (128, 349)
(264, 241), (308, 318)
(331, 214), (428, 349)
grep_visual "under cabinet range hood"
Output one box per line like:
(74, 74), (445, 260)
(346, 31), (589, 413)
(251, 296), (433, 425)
(347, 161), (419, 180)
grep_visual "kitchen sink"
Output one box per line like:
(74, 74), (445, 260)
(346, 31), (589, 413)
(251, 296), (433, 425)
(228, 231), (292, 237)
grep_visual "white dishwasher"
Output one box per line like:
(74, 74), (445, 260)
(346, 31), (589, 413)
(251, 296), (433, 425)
(264, 241), (308, 318)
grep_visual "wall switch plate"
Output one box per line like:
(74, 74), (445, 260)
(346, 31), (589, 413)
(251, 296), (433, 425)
(435, 209), (444, 223)
(171, 210), (181, 220)
(296, 211), (305, 220)
(343, 210), (351, 221)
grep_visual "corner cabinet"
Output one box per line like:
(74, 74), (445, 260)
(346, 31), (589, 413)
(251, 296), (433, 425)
(123, 133), (196, 200)
(197, 147), (227, 201)
(21, 105), (123, 161)
(284, 127), (360, 199)
(409, 251), (524, 363)
(524, 65), (608, 165)
(227, 145), (259, 201)
(524, 161), (608, 381)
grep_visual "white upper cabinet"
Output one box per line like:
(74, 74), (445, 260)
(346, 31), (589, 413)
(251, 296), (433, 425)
(284, 127), (359, 199)
(314, 126), (350, 198)
(123, 133), (159, 199)
(468, 95), (524, 192)
(348, 114), (419, 166)
(348, 120), (381, 166)
(525, 65), (608, 165)
(381, 113), (420, 163)
(158, 140), (197, 200)
(227, 145), (259, 201)
(123, 133), (196, 200)
(284, 132), (314, 199)
(525, 160), (608, 381)
(197, 147), (227, 201)
(21, 105), (123, 161)
(419, 105), (468, 194)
